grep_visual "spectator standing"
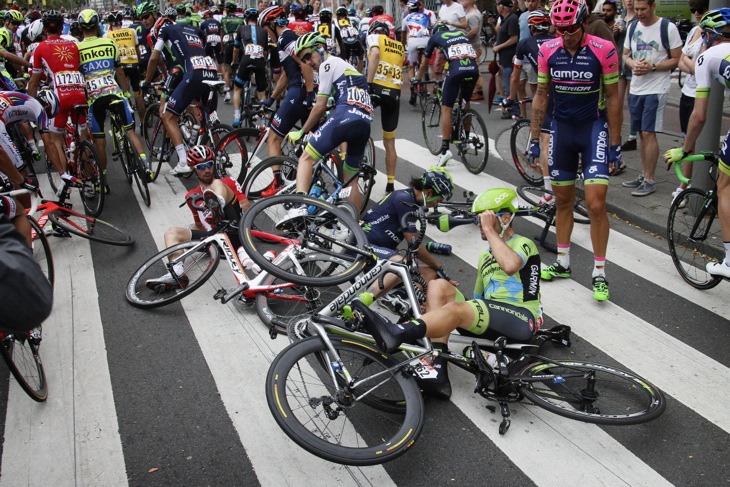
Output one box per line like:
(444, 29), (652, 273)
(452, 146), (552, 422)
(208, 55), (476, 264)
(584, 0), (615, 43)
(493, 0), (519, 119)
(617, 0), (638, 151)
(461, 0), (484, 100)
(432, 0), (467, 81)
(620, 0), (681, 197)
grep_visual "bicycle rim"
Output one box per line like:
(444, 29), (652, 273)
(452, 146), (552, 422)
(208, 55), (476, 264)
(77, 141), (104, 217)
(242, 155), (298, 201)
(28, 216), (54, 287)
(214, 127), (258, 184)
(126, 241), (220, 308)
(143, 104), (166, 181)
(667, 188), (723, 289)
(518, 360), (666, 425)
(45, 154), (63, 195)
(517, 185), (590, 225)
(457, 109), (488, 174)
(266, 337), (424, 466)
(0, 331), (47, 402)
(49, 209), (134, 246)
(421, 97), (442, 155)
(114, 124), (133, 185)
(510, 118), (543, 186)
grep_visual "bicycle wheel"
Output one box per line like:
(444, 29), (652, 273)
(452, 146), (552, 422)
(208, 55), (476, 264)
(518, 359), (666, 425)
(667, 188), (723, 289)
(214, 127), (259, 183)
(28, 216), (54, 287)
(119, 131), (151, 207)
(77, 141), (104, 217)
(479, 40), (489, 63)
(0, 330), (47, 402)
(242, 155), (298, 201)
(422, 96), (442, 155)
(142, 104), (167, 181)
(49, 209), (134, 246)
(457, 108), (489, 174)
(356, 137), (376, 213)
(254, 253), (348, 331)
(266, 336), (424, 466)
(239, 194), (369, 286)
(517, 185), (590, 224)
(45, 153), (64, 195)
(510, 118), (543, 186)
(112, 123), (133, 185)
(126, 240), (220, 308)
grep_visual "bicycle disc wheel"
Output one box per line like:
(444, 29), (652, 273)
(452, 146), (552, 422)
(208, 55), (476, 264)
(77, 141), (104, 217)
(49, 209), (134, 246)
(510, 118), (543, 186)
(518, 359), (666, 425)
(266, 336), (424, 466)
(254, 253), (347, 331)
(28, 216), (54, 287)
(667, 188), (723, 289)
(517, 185), (590, 224)
(126, 240), (220, 308)
(214, 127), (258, 183)
(457, 108), (489, 174)
(242, 155), (298, 201)
(239, 194), (369, 286)
(422, 97), (442, 155)
(0, 330), (47, 402)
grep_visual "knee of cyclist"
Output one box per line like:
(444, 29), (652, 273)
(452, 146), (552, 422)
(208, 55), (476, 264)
(584, 197), (606, 216)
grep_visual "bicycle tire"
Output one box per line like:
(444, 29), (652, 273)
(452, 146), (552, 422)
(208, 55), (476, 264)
(517, 359), (666, 425)
(142, 104), (167, 181)
(242, 155), (298, 201)
(254, 253), (348, 331)
(119, 130), (151, 207)
(0, 330), (47, 402)
(126, 240), (220, 308)
(422, 96), (442, 155)
(266, 336), (424, 466)
(457, 108), (489, 174)
(45, 153), (64, 195)
(667, 188), (723, 289)
(357, 137), (376, 214)
(239, 194), (369, 286)
(48, 209), (135, 246)
(510, 118), (543, 186)
(28, 216), (54, 287)
(213, 127), (259, 183)
(479, 40), (489, 63)
(517, 185), (590, 224)
(112, 122), (133, 185)
(77, 141), (105, 217)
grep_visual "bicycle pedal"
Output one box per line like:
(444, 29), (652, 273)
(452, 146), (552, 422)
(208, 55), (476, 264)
(213, 289), (226, 301)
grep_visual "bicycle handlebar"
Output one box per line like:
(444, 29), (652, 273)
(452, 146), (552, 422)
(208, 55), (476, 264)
(3, 188), (40, 215)
(671, 151), (718, 185)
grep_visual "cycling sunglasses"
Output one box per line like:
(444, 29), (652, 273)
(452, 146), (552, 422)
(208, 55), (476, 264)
(141, 13), (152, 20)
(556, 24), (582, 36)
(300, 50), (314, 62)
(10, 21), (20, 26)
(193, 161), (214, 171)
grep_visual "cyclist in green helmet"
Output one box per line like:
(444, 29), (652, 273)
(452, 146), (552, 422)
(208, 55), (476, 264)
(354, 187), (543, 400)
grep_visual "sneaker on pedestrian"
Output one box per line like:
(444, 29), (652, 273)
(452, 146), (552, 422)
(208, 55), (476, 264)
(671, 187), (687, 209)
(438, 149), (453, 167)
(620, 138), (637, 151)
(541, 262), (572, 281)
(379, 288), (411, 316)
(706, 261), (730, 279)
(471, 91), (484, 101)
(275, 204), (308, 229)
(631, 180), (656, 197)
(592, 275), (610, 301)
(145, 272), (189, 291)
(170, 164), (192, 176)
(492, 96), (503, 105)
(621, 174), (645, 188)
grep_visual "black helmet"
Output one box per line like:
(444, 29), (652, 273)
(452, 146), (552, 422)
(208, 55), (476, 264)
(368, 19), (389, 35)
(42, 9), (64, 28)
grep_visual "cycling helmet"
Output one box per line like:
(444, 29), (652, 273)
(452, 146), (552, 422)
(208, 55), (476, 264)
(42, 9), (64, 28)
(151, 16), (173, 42)
(26, 10), (42, 22)
(137, 1), (158, 17)
(319, 8), (332, 23)
(5, 10), (23, 23)
(368, 19), (389, 35)
(422, 166), (453, 200)
(432, 22), (450, 34)
(225, 2), (238, 12)
(26, 19), (44, 42)
(107, 11), (123, 25)
(176, 4), (187, 14)
(528, 10), (551, 30)
(78, 9), (100, 28)
(37, 88), (59, 119)
(123, 8), (133, 18)
(700, 8), (730, 31)
(164, 7), (178, 19)
(258, 6), (287, 27)
(70, 21), (82, 37)
(471, 188), (519, 214)
(294, 32), (326, 56)
(550, 0), (588, 28)
(187, 145), (215, 167)
(348, 7), (356, 16)
(335, 6), (347, 17)
(0, 28), (11, 49)
(407, 1), (421, 12)
(371, 5), (384, 16)
(365, 7), (372, 17)
(243, 7), (259, 20)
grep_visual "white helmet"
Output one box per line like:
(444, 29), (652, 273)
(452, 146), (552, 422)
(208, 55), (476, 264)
(27, 19), (44, 43)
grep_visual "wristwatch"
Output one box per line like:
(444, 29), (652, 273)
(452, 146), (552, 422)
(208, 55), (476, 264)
(652, 64), (657, 72)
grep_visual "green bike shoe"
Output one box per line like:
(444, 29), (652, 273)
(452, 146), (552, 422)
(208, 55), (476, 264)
(541, 262), (572, 281)
(592, 276), (610, 302)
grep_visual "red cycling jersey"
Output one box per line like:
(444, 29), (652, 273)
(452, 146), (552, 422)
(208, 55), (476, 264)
(289, 20), (313, 35)
(186, 177), (246, 231)
(32, 35), (87, 132)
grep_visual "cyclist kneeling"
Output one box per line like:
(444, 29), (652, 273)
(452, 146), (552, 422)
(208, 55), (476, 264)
(145, 146), (250, 290)
(355, 188), (543, 399)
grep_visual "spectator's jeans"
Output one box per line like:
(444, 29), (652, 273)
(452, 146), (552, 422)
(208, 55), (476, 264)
(502, 65), (513, 98)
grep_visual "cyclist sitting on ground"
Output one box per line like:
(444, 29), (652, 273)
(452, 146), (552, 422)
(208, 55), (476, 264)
(145, 145), (251, 290)
(664, 8), (730, 279)
(415, 22), (479, 166)
(355, 187), (542, 399)
(231, 8), (269, 128)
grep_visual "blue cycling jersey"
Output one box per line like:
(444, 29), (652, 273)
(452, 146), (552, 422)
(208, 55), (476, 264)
(156, 23), (217, 73)
(361, 189), (419, 249)
(423, 30), (479, 78)
(514, 33), (553, 71)
(277, 28), (304, 88)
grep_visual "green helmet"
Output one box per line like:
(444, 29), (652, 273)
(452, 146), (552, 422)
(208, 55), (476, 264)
(0, 28), (11, 49)
(700, 8), (730, 31)
(137, 1), (158, 17)
(78, 9), (100, 28)
(294, 32), (326, 57)
(471, 188), (519, 214)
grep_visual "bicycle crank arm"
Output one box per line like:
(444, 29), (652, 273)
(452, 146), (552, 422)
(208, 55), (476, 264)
(215, 282), (250, 304)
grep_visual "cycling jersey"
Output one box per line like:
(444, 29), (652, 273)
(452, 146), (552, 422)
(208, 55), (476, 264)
(514, 33), (553, 71)
(104, 27), (138, 65)
(423, 30), (479, 78)
(155, 23), (217, 74)
(77, 36), (123, 102)
(537, 34), (619, 124)
(366, 33), (405, 93)
(201, 18), (223, 47)
(317, 55), (371, 114)
(289, 19), (313, 36)
(337, 17), (360, 45)
(403, 12), (432, 39)
(361, 189), (418, 249)
(221, 13), (245, 45)
(277, 28), (304, 88)
(134, 23), (151, 67)
(186, 177), (245, 232)
(234, 24), (268, 61)
(316, 21), (342, 54)
(694, 43), (730, 176)
(370, 14), (396, 39)
(0, 92), (49, 171)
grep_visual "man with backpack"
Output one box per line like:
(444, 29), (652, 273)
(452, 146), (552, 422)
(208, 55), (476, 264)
(620, 0), (681, 197)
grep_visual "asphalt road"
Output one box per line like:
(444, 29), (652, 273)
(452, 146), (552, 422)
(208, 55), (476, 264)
(1, 95), (729, 487)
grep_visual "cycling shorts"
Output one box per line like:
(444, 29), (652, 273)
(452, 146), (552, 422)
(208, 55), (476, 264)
(0, 194), (17, 220)
(234, 58), (267, 92)
(52, 87), (88, 134)
(0, 122), (24, 171)
(441, 72), (476, 108)
(374, 90), (400, 134)
(166, 68), (218, 117)
(90, 94), (134, 138)
(342, 42), (363, 62)
(548, 117), (610, 185)
(719, 127), (730, 177)
(405, 37), (428, 64)
(0, 70), (16, 91)
(453, 289), (542, 342)
(122, 65), (142, 92)
(223, 43), (236, 67)
(205, 44), (223, 65)
(305, 107), (371, 172)
(270, 85), (307, 137)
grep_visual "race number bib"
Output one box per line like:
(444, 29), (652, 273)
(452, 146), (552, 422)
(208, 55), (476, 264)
(206, 34), (221, 45)
(118, 46), (138, 62)
(446, 43), (476, 61)
(409, 357), (439, 380)
(190, 55), (216, 70)
(244, 43), (264, 58)
(374, 62), (402, 86)
(138, 44), (148, 57)
(86, 74), (116, 97)
(54, 70), (84, 88)
(222, 33), (233, 43)
(346, 86), (373, 113)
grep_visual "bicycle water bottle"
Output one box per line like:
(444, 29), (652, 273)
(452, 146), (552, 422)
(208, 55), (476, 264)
(309, 184), (322, 199)
(237, 246), (261, 275)
(463, 346), (500, 371)
(426, 241), (452, 255)
(262, 250), (276, 263)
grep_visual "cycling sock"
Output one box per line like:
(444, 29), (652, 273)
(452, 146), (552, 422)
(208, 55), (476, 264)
(27, 139), (38, 152)
(557, 244), (570, 269)
(387, 175), (395, 184)
(234, 108), (240, 119)
(724, 242), (730, 266)
(628, 131), (637, 140)
(440, 141), (449, 155)
(543, 177), (552, 192)
(175, 144), (187, 166)
(272, 169), (282, 184)
(592, 256), (606, 278)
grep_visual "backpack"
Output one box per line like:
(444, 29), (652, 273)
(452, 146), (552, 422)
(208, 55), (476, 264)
(627, 16), (672, 58)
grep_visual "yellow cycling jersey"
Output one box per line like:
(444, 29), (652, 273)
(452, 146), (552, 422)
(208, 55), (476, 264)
(105, 28), (138, 65)
(366, 34), (405, 91)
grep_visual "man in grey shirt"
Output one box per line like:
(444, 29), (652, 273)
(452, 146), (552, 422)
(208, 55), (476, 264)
(461, 0), (484, 99)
